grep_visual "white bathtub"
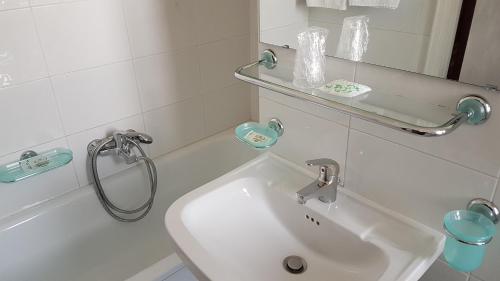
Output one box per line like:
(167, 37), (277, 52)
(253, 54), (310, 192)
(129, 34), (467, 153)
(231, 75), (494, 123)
(0, 130), (259, 281)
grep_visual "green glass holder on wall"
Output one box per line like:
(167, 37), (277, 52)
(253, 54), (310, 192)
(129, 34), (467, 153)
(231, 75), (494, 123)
(443, 198), (498, 272)
(0, 148), (73, 183)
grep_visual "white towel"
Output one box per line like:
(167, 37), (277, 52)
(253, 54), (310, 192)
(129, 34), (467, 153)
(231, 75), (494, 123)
(349, 0), (400, 9)
(306, 0), (347, 10)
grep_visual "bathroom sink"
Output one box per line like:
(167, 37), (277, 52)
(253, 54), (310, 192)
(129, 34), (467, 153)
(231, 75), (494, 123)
(165, 154), (444, 281)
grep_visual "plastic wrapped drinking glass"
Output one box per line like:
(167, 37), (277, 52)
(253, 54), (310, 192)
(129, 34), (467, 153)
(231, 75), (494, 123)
(293, 27), (329, 89)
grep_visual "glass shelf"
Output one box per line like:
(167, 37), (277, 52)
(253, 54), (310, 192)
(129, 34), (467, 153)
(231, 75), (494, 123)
(0, 148), (73, 183)
(235, 50), (491, 137)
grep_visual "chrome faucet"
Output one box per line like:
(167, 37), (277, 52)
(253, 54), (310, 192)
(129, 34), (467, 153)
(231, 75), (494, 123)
(297, 158), (340, 204)
(88, 129), (154, 164)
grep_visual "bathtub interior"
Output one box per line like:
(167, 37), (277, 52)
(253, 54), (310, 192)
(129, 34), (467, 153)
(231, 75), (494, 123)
(0, 130), (259, 281)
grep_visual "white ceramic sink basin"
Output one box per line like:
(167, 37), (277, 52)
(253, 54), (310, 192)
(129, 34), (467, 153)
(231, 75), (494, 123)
(165, 154), (444, 281)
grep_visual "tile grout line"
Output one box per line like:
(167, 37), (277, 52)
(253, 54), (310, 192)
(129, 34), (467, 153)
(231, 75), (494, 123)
(342, 116), (352, 186)
(490, 179), (498, 202)
(0, 33), (252, 93)
(342, 59), (357, 185)
(193, 43), (209, 138)
(28, 5), (67, 136)
(118, 0), (148, 134)
(26, 3), (85, 187)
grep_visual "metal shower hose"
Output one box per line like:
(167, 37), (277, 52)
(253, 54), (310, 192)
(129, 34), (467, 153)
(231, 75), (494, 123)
(90, 138), (157, 222)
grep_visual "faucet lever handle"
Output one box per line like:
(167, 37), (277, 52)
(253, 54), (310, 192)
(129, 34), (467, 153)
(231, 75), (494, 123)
(305, 158), (340, 186)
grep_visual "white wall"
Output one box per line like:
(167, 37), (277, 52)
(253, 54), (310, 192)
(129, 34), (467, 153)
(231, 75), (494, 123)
(460, 0), (500, 88)
(0, 0), (251, 220)
(258, 46), (500, 281)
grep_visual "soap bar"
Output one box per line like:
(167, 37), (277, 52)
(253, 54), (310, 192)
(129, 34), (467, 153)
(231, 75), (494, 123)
(319, 79), (371, 97)
(244, 131), (270, 146)
(20, 155), (50, 172)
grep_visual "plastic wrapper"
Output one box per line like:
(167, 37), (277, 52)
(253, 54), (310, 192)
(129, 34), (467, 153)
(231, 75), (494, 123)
(293, 27), (329, 89)
(336, 16), (370, 62)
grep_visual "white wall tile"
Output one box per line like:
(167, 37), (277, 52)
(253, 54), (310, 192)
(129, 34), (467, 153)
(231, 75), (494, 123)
(346, 129), (496, 231)
(419, 259), (468, 281)
(193, 0), (249, 44)
(0, 0), (29, 11)
(134, 47), (200, 112)
(353, 64), (500, 177)
(51, 61), (141, 134)
(123, 0), (196, 58)
(0, 79), (64, 156)
(198, 35), (250, 91)
(32, 0), (131, 74)
(0, 8), (47, 87)
(260, 96), (349, 179)
(203, 83), (251, 136)
(473, 184), (500, 281)
(66, 114), (145, 186)
(144, 98), (204, 158)
(0, 138), (79, 220)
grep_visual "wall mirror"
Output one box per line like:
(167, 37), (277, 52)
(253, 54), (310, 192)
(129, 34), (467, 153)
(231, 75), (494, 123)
(259, 0), (500, 90)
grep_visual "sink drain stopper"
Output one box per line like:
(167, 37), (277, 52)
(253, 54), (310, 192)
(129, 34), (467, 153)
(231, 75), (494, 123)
(283, 256), (307, 274)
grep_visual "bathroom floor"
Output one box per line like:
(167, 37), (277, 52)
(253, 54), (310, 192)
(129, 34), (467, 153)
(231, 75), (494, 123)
(163, 266), (198, 281)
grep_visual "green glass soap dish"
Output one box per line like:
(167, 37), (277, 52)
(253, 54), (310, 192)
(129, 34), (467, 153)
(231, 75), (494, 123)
(235, 118), (284, 149)
(0, 148), (73, 183)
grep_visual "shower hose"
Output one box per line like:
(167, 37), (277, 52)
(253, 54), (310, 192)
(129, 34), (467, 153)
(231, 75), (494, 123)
(89, 138), (157, 222)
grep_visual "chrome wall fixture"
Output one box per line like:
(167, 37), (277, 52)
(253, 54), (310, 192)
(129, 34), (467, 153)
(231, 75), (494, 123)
(87, 129), (157, 222)
(235, 49), (492, 137)
(467, 198), (499, 225)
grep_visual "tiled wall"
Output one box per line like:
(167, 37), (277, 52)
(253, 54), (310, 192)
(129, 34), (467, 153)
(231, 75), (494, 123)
(0, 0), (251, 220)
(258, 46), (500, 281)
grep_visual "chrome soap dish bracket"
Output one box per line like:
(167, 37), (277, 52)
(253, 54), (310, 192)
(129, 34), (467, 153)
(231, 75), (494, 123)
(443, 198), (498, 272)
(235, 49), (493, 137)
(235, 118), (284, 149)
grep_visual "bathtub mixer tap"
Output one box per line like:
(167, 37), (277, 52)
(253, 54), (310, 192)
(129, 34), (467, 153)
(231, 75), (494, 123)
(88, 130), (153, 164)
(87, 129), (157, 222)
